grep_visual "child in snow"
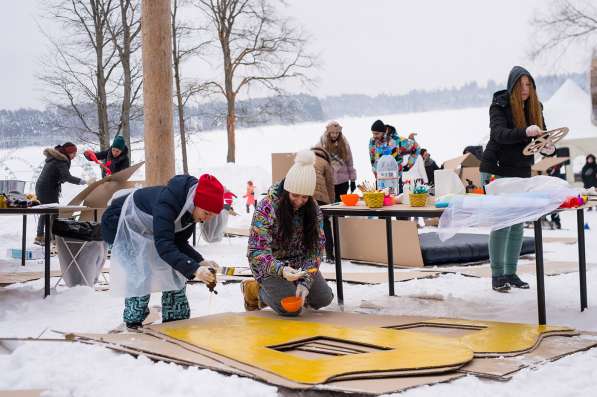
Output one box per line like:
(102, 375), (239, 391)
(244, 181), (256, 213)
(84, 135), (130, 177)
(101, 174), (225, 328)
(369, 119), (419, 192)
(242, 150), (334, 316)
(480, 66), (556, 292)
(34, 142), (93, 245)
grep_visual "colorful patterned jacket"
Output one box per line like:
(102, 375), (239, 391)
(369, 131), (420, 176)
(247, 182), (325, 289)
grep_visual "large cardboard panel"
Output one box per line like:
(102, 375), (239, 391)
(271, 153), (295, 184)
(532, 156), (570, 174)
(69, 311), (593, 395)
(423, 261), (597, 278)
(338, 218), (425, 267)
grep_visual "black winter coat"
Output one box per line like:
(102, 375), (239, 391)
(35, 148), (83, 203)
(480, 90), (546, 178)
(87, 146), (130, 175)
(101, 174), (202, 280)
(581, 163), (597, 189)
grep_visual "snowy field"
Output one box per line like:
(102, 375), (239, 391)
(1, 108), (597, 396)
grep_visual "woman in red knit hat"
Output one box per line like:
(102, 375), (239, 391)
(101, 173), (227, 329)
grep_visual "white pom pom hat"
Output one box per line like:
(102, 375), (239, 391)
(284, 149), (317, 196)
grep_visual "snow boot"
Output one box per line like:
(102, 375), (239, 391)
(241, 279), (261, 311)
(506, 274), (529, 289)
(492, 276), (511, 292)
(33, 235), (44, 246)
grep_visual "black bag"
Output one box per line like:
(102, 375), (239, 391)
(52, 218), (103, 241)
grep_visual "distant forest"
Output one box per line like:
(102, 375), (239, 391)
(0, 72), (587, 148)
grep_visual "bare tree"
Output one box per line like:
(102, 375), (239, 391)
(172, 0), (210, 174)
(106, 0), (143, 149)
(530, 0), (597, 60)
(39, 0), (120, 150)
(195, 0), (315, 163)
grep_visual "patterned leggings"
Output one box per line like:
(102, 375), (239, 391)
(123, 287), (190, 327)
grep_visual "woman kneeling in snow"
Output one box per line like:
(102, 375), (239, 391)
(243, 150), (334, 316)
(101, 174), (225, 328)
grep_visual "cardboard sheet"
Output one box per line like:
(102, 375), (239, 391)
(271, 153), (295, 184)
(67, 162), (145, 221)
(423, 261), (596, 278)
(69, 311), (595, 395)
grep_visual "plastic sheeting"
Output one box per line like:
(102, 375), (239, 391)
(438, 176), (577, 241)
(200, 210), (229, 243)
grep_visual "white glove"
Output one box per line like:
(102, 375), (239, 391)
(281, 266), (306, 282)
(540, 143), (556, 155)
(295, 284), (309, 302)
(195, 260), (220, 284)
(526, 125), (542, 137)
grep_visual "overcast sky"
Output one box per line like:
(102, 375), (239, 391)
(0, 0), (590, 110)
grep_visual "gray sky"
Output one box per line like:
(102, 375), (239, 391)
(0, 0), (590, 110)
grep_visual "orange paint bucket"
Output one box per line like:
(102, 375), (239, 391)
(281, 296), (302, 313)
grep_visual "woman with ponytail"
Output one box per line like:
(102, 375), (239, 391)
(480, 66), (555, 292)
(34, 142), (92, 245)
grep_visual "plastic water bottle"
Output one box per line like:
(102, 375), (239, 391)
(377, 150), (399, 195)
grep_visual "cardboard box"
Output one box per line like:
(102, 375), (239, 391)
(271, 153), (295, 183)
(442, 153), (481, 188)
(337, 218), (424, 267)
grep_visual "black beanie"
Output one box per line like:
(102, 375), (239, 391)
(371, 119), (386, 133)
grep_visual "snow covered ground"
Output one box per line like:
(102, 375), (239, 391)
(1, 109), (597, 396)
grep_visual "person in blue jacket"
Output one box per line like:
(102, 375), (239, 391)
(101, 173), (225, 328)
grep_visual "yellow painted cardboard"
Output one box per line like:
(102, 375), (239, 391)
(402, 319), (574, 355)
(158, 314), (474, 384)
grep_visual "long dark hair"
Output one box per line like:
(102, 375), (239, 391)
(276, 189), (320, 252)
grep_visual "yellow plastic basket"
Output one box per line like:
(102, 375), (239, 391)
(409, 193), (429, 207)
(364, 192), (384, 208)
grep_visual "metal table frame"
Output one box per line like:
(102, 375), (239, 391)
(0, 206), (96, 298)
(321, 203), (591, 325)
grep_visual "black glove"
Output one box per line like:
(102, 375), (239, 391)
(350, 181), (356, 193)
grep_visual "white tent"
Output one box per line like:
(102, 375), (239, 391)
(543, 79), (597, 181)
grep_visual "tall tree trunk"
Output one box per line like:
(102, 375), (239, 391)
(142, 0), (175, 186)
(94, 4), (110, 151)
(119, 1), (132, 149)
(173, 53), (189, 174)
(226, 92), (236, 163)
(223, 40), (235, 163)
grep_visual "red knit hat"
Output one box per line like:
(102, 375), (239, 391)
(194, 174), (224, 214)
(58, 142), (78, 155)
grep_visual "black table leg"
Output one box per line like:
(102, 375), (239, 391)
(192, 226), (197, 246)
(332, 215), (344, 305)
(44, 214), (51, 298)
(534, 220), (546, 324)
(577, 209), (588, 311)
(94, 209), (98, 222)
(22, 215), (27, 266)
(386, 217), (395, 296)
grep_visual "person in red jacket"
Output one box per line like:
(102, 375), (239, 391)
(244, 180), (257, 213)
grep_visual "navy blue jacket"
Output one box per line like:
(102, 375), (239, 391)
(101, 175), (202, 280)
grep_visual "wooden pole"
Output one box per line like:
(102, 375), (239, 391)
(142, 0), (175, 186)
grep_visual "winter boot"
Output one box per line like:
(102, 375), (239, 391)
(506, 274), (530, 289)
(492, 276), (511, 292)
(33, 235), (44, 246)
(241, 279), (261, 311)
